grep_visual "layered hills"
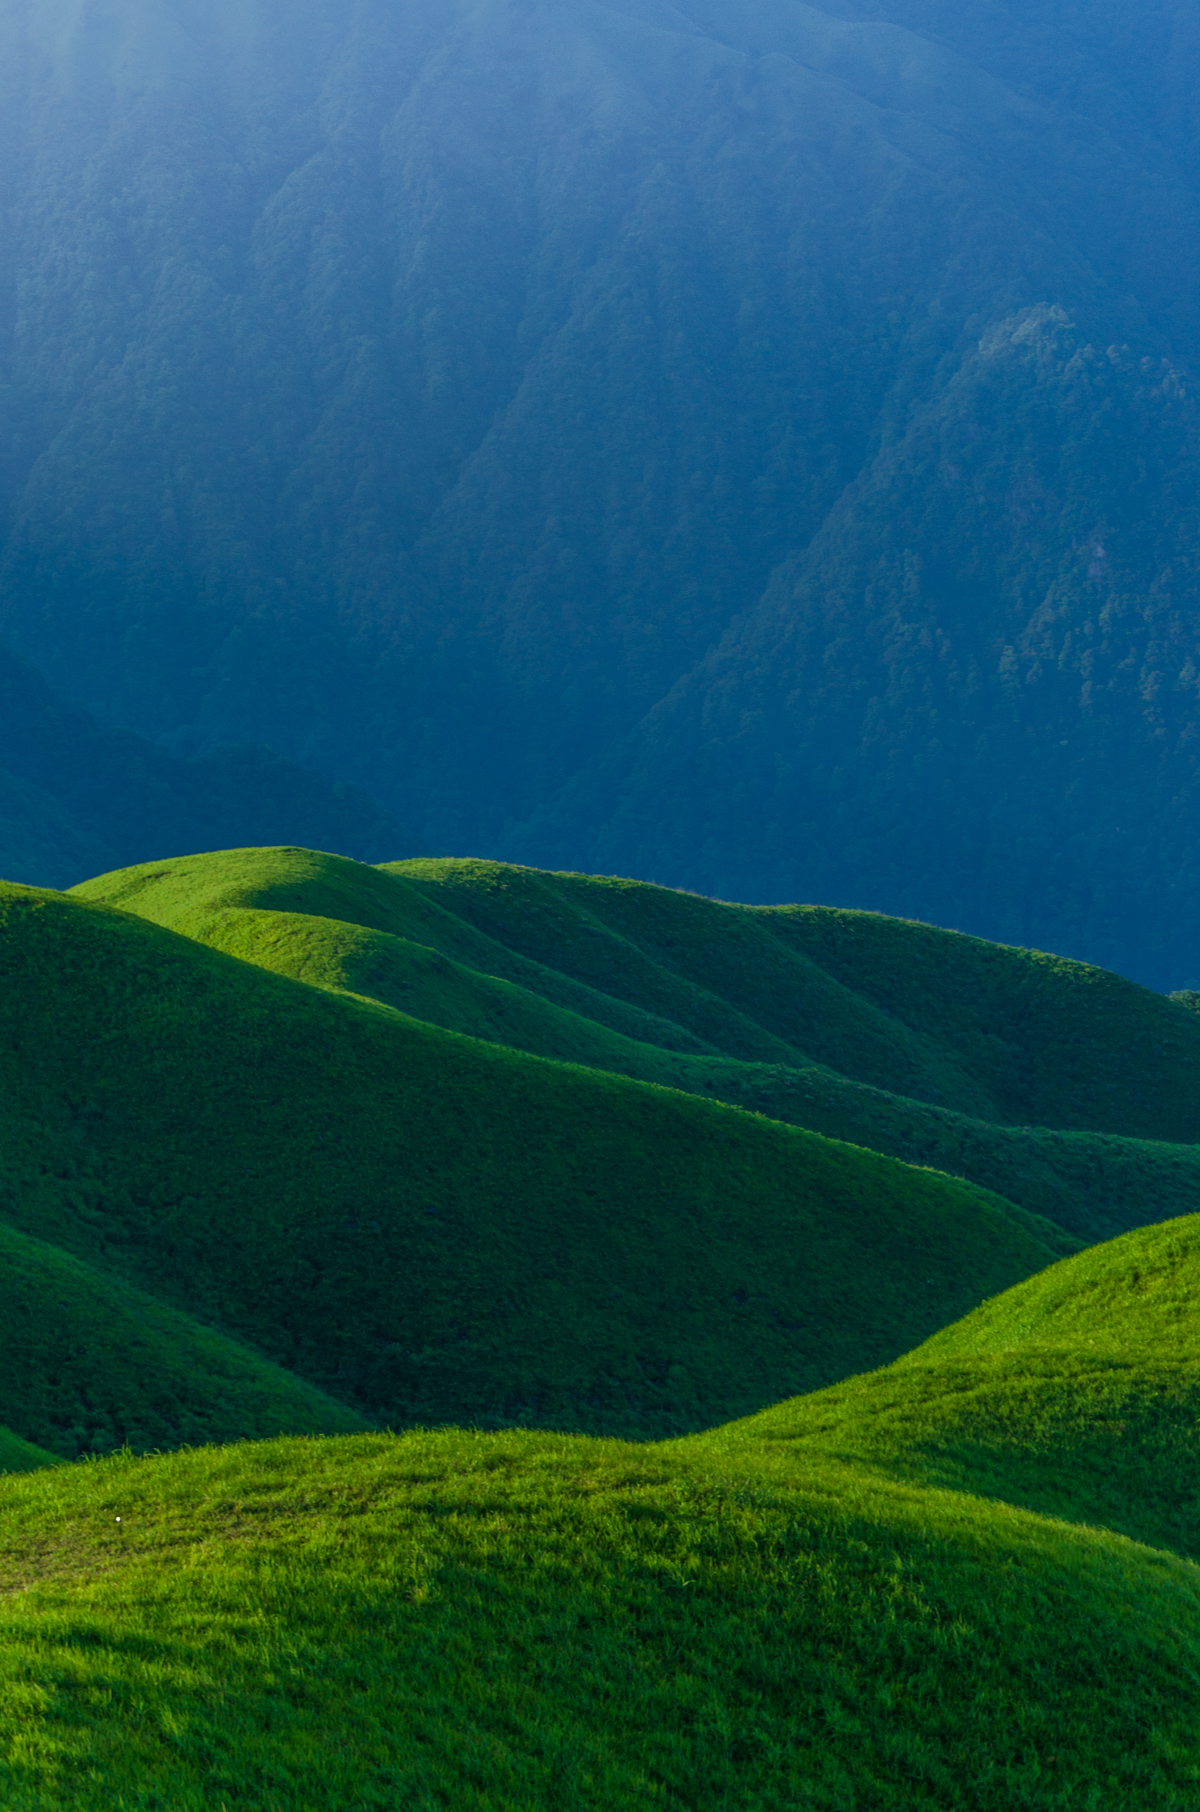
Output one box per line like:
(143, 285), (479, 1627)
(2, 846), (1198, 1802)
(709, 1215), (1200, 1561)
(1, 1218), (1197, 1808)
(0, 841), (1196, 1460)
(0, 854), (1071, 1455)
(77, 845), (1200, 1244)
(2, 0), (1200, 979)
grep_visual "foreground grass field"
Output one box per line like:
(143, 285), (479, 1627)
(77, 846), (1200, 1242)
(5, 825), (1199, 1807)
(1, 1220), (1198, 1810)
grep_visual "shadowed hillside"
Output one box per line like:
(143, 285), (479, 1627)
(0, 1427), (59, 1476)
(705, 1214), (1200, 1560)
(0, 873), (1059, 1448)
(0, 1219), (366, 1461)
(0, 644), (400, 888)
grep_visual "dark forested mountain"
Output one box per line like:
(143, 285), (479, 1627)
(0, 643), (399, 885)
(1, 0), (1199, 981)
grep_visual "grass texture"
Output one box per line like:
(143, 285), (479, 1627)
(702, 1215), (1200, 1562)
(78, 845), (1200, 1242)
(0, 874), (1060, 1450)
(0, 1220), (366, 1459)
(0, 1218), (1198, 1809)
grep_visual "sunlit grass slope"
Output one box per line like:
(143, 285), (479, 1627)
(388, 857), (1200, 1136)
(3, 1206), (1199, 1807)
(704, 1215), (1200, 1561)
(0, 881), (1057, 1445)
(77, 847), (1200, 1241)
(7, 856), (1193, 1806)
(0, 1410), (1196, 1804)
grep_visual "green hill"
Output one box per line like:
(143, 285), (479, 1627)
(0, 872), (1059, 1451)
(703, 1215), (1200, 1561)
(1, 1215), (1198, 1809)
(75, 846), (1200, 1243)
(0, 1219), (366, 1461)
(0, 1427), (59, 1476)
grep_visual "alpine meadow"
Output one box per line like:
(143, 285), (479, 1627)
(2, 0), (1200, 1806)
(0, 848), (1198, 1804)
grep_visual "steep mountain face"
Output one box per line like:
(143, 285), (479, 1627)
(542, 308), (1200, 980)
(0, 0), (1198, 979)
(0, 644), (400, 885)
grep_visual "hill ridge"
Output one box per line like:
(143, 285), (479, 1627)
(0, 865), (1060, 1451)
(74, 845), (1200, 1243)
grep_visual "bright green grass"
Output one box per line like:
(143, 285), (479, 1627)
(702, 1216), (1200, 1560)
(250, 914), (1200, 1247)
(2, 1209), (1199, 1807)
(76, 846), (1200, 1241)
(0, 1428), (1196, 1809)
(668, 1064), (1200, 1245)
(0, 880), (1057, 1445)
(0, 1220), (366, 1460)
(218, 906), (1200, 1245)
(387, 856), (1200, 1137)
(2, 856), (1193, 1807)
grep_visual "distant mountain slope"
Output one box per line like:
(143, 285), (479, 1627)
(0, 644), (401, 887)
(543, 304), (1200, 985)
(3, 2), (1200, 979)
(79, 845), (1200, 1242)
(3, 1214), (1200, 1807)
(0, 874), (1059, 1446)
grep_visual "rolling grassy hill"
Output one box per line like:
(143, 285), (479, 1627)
(0, 870), (1062, 1453)
(0, 1219), (366, 1461)
(0, 1218), (1198, 1808)
(3, 851), (1198, 1804)
(703, 1215), (1200, 1562)
(76, 845), (1200, 1243)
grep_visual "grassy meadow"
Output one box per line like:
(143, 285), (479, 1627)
(78, 845), (1200, 1241)
(0, 846), (1197, 1804)
(0, 1219), (1198, 1808)
(0, 866), (1063, 1452)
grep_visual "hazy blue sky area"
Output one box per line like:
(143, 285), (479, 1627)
(1, 0), (1200, 984)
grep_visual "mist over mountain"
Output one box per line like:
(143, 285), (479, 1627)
(1, 0), (1198, 980)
